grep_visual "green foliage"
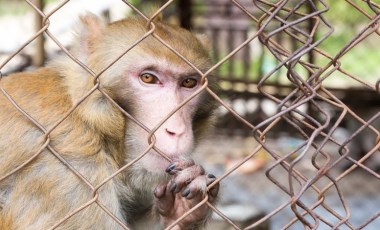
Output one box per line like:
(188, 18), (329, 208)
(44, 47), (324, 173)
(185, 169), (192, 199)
(326, 0), (372, 25)
(0, 0), (29, 15)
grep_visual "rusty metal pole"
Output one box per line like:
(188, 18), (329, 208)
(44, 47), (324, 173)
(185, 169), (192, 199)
(32, 0), (45, 67)
(307, 0), (316, 74)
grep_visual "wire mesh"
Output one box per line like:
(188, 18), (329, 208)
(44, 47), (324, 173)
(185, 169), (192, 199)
(0, 0), (379, 229)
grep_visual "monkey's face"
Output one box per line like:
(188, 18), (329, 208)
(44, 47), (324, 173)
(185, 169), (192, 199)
(122, 60), (204, 173)
(82, 18), (213, 173)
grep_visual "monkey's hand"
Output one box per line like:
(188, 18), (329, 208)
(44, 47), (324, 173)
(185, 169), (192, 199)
(153, 159), (219, 229)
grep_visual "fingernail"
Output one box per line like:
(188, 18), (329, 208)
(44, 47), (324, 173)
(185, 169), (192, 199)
(207, 173), (216, 179)
(165, 163), (176, 173)
(169, 181), (177, 192)
(182, 188), (190, 197)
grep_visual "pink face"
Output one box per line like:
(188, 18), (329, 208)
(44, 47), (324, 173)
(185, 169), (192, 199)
(124, 60), (203, 172)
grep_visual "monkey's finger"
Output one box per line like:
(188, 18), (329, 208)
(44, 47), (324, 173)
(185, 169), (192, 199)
(154, 182), (175, 215)
(165, 159), (195, 175)
(206, 174), (219, 203)
(182, 174), (219, 201)
(154, 183), (167, 199)
(181, 175), (208, 200)
(171, 164), (205, 193)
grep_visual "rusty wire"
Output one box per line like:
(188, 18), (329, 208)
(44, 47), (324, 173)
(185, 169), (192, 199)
(0, 0), (379, 229)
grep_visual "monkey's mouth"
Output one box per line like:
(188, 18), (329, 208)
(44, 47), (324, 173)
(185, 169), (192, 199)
(137, 151), (176, 173)
(148, 150), (176, 163)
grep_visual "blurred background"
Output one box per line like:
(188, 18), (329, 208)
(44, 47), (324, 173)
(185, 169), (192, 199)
(0, 0), (379, 229)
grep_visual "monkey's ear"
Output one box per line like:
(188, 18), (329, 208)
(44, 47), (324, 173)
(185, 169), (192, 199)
(76, 13), (105, 60)
(196, 34), (211, 51)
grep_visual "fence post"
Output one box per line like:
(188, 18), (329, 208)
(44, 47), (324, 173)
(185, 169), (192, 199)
(307, 0), (316, 73)
(32, 0), (45, 67)
(178, 0), (192, 29)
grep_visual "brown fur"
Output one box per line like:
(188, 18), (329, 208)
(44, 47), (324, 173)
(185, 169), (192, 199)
(0, 13), (214, 230)
(0, 68), (126, 229)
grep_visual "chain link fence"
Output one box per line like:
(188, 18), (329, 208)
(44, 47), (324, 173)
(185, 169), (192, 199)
(0, 0), (379, 229)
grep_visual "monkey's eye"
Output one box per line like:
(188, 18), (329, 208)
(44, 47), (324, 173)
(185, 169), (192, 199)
(181, 78), (198, 88)
(140, 73), (160, 84)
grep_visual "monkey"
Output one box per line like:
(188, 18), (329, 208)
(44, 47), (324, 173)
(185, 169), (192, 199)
(0, 12), (219, 230)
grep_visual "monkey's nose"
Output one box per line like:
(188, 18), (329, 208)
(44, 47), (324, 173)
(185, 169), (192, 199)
(164, 115), (186, 137)
(165, 128), (177, 136)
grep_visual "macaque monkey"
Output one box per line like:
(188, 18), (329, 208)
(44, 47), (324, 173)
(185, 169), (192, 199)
(0, 12), (219, 230)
